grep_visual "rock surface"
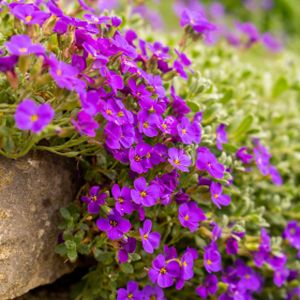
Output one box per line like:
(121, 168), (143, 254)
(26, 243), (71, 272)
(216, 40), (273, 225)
(0, 152), (78, 300)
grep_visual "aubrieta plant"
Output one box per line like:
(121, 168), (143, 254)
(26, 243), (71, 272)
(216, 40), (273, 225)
(0, 1), (299, 300)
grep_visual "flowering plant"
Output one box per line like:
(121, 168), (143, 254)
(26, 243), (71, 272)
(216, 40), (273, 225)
(0, 1), (299, 300)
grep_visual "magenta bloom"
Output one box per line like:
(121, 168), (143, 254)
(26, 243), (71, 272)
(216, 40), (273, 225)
(117, 281), (141, 300)
(176, 251), (195, 290)
(177, 117), (201, 145)
(118, 237), (136, 264)
(196, 274), (218, 298)
(15, 99), (54, 133)
(148, 254), (180, 288)
(210, 182), (231, 209)
(131, 177), (160, 207)
(262, 33), (283, 52)
(112, 184), (134, 216)
(216, 123), (228, 150)
(139, 219), (161, 254)
(196, 147), (225, 179)
(178, 201), (206, 232)
(142, 285), (165, 300)
(283, 221), (300, 253)
(10, 3), (50, 25)
(180, 10), (216, 34)
(81, 186), (106, 214)
(168, 148), (191, 172)
(236, 22), (260, 46)
(5, 35), (44, 56)
(96, 209), (131, 240)
(236, 147), (253, 164)
(0, 55), (18, 72)
(204, 242), (222, 273)
(72, 111), (99, 137)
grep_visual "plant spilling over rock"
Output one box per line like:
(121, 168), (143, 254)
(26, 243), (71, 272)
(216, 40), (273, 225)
(0, 1), (299, 300)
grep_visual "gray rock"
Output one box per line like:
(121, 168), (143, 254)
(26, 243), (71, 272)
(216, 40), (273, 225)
(0, 152), (78, 300)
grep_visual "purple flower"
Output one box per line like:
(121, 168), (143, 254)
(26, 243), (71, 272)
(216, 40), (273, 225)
(131, 177), (160, 207)
(196, 147), (225, 179)
(176, 251), (195, 290)
(0, 55), (18, 72)
(112, 184), (134, 216)
(236, 22), (260, 46)
(10, 3), (50, 25)
(283, 221), (300, 252)
(196, 274), (218, 298)
(168, 148), (191, 172)
(15, 99), (54, 133)
(5, 35), (45, 56)
(210, 182), (231, 209)
(81, 186), (106, 214)
(262, 33), (283, 52)
(117, 281), (141, 300)
(177, 117), (201, 145)
(128, 143), (150, 174)
(148, 254), (180, 288)
(96, 209), (131, 240)
(236, 260), (261, 292)
(204, 242), (222, 273)
(236, 147), (253, 164)
(216, 124), (228, 150)
(269, 165), (283, 186)
(142, 285), (165, 300)
(254, 228), (271, 267)
(139, 219), (161, 254)
(72, 111), (99, 137)
(180, 10), (216, 34)
(226, 237), (239, 255)
(105, 122), (135, 150)
(178, 201), (206, 232)
(118, 237), (136, 264)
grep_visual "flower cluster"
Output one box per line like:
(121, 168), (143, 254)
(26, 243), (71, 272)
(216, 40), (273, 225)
(0, 1), (298, 300)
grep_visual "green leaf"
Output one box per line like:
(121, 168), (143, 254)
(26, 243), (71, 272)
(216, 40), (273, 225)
(60, 207), (72, 221)
(120, 263), (134, 274)
(186, 101), (200, 112)
(233, 115), (253, 141)
(67, 249), (78, 262)
(55, 243), (67, 256)
(272, 77), (289, 98)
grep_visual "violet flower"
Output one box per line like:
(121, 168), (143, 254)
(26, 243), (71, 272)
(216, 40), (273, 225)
(236, 147), (253, 164)
(112, 184), (134, 216)
(142, 285), (165, 300)
(72, 110), (99, 137)
(176, 251), (195, 290)
(196, 274), (218, 298)
(168, 147), (192, 172)
(210, 182), (231, 209)
(5, 35), (45, 56)
(117, 281), (141, 300)
(178, 201), (206, 232)
(118, 237), (136, 264)
(216, 123), (228, 150)
(148, 254), (180, 288)
(204, 242), (222, 273)
(139, 219), (161, 254)
(262, 33), (283, 52)
(15, 99), (54, 133)
(81, 186), (106, 214)
(131, 177), (160, 207)
(196, 147), (225, 179)
(180, 10), (216, 35)
(96, 209), (131, 240)
(10, 3), (50, 25)
(177, 117), (201, 145)
(0, 55), (18, 72)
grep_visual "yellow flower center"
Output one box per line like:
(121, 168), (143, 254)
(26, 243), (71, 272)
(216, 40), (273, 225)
(118, 197), (124, 204)
(128, 293), (133, 299)
(143, 234), (148, 240)
(183, 261), (187, 267)
(19, 48), (28, 53)
(182, 129), (187, 135)
(206, 259), (212, 266)
(214, 193), (219, 199)
(162, 123), (167, 129)
(140, 191), (147, 198)
(106, 109), (113, 115)
(143, 122), (149, 128)
(25, 15), (32, 22)
(160, 267), (167, 274)
(134, 155), (141, 162)
(117, 111), (124, 117)
(56, 69), (62, 76)
(30, 114), (38, 122)
(174, 159), (180, 165)
(184, 215), (189, 221)
(91, 195), (97, 202)
(109, 220), (118, 227)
